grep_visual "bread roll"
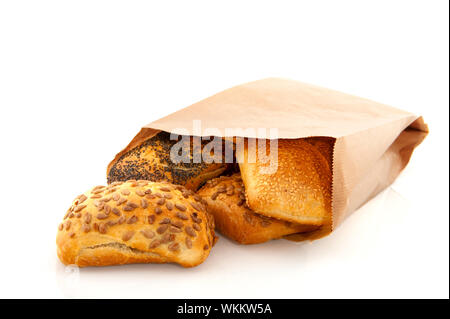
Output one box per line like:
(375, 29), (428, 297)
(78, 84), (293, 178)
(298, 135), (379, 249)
(107, 132), (229, 190)
(198, 174), (318, 244)
(237, 139), (332, 226)
(56, 180), (216, 267)
(304, 136), (335, 169)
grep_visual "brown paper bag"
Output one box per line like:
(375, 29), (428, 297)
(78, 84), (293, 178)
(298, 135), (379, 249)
(108, 78), (428, 240)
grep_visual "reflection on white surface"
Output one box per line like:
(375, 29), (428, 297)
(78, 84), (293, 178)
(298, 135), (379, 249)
(55, 264), (80, 298)
(53, 186), (428, 299)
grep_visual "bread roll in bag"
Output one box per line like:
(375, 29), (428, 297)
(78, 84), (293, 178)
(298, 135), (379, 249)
(108, 78), (428, 240)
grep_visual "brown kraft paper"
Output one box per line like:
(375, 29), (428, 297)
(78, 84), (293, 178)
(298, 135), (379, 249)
(107, 78), (428, 240)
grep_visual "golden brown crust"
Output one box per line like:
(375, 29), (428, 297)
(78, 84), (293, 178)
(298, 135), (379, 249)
(237, 139), (332, 226)
(198, 174), (318, 244)
(107, 132), (229, 190)
(56, 180), (216, 268)
(304, 136), (335, 170)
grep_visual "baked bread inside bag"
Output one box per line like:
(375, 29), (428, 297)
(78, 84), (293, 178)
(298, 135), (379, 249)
(107, 132), (229, 190)
(198, 174), (318, 244)
(237, 138), (333, 226)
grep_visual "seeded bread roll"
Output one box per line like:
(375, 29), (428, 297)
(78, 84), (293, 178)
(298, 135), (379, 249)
(304, 136), (335, 169)
(198, 174), (318, 244)
(107, 132), (229, 191)
(56, 180), (216, 268)
(237, 139), (332, 226)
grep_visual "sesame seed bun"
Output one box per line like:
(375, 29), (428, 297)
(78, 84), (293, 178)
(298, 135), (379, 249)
(237, 138), (332, 226)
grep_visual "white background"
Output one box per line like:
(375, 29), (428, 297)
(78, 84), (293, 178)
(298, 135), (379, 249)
(0, 1), (448, 299)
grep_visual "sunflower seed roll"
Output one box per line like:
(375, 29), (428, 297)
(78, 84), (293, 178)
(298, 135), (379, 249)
(56, 180), (217, 268)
